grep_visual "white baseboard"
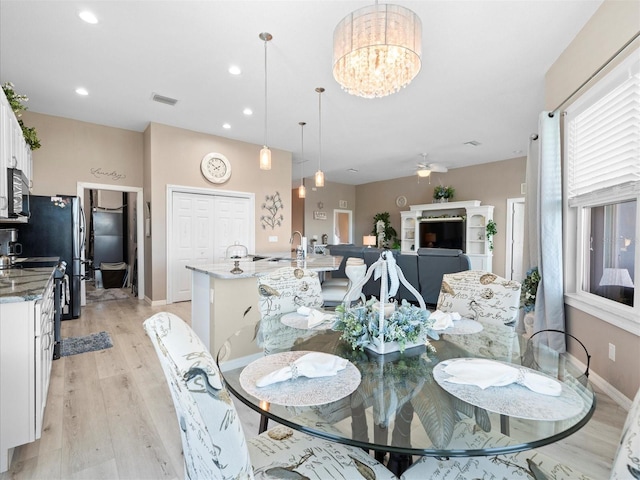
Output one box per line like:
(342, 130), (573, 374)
(144, 296), (167, 307)
(567, 352), (632, 411)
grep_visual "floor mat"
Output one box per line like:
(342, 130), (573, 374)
(61, 331), (113, 357)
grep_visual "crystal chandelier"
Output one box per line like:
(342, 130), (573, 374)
(333, 3), (422, 98)
(298, 122), (306, 198)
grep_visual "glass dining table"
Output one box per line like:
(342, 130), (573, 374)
(216, 319), (596, 476)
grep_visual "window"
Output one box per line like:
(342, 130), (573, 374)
(564, 50), (640, 334)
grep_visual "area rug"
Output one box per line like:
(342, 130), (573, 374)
(61, 331), (113, 357)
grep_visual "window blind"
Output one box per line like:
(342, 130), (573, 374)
(566, 51), (640, 203)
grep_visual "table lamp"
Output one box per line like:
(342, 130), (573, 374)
(363, 235), (376, 248)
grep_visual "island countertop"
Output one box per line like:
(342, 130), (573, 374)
(0, 267), (56, 303)
(185, 254), (342, 279)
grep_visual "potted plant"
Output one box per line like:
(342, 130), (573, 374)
(433, 185), (454, 203)
(371, 212), (398, 249)
(1, 82), (41, 150)
(521, 267), (540, 313)
(485, 219), (497, 251)
(334, 298), (436, 354)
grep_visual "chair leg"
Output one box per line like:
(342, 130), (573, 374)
(500, 414), (510, 435)
(259, 414), (269, 434)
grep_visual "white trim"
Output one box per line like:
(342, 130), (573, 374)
(333, 208), (353, 244)
(77, 182), (144, 301)
(505, 197), (525, 281)
(165, 185), (255, 304)
(566, 352), (632, 411)
(144, 296), (166, 307)
(565, 293), (640, 336)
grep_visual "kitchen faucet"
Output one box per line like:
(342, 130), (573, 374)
(290, 231), (307, 258)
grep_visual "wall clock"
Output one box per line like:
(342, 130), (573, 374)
(396, 195), (407, 208)
(201, 152), (231, 184)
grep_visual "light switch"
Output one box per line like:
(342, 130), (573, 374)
(268, 236), (278, 242)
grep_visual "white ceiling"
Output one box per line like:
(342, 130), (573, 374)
(0, 0), (602, 185)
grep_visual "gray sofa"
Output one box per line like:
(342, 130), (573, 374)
(325, 245), (471, 306)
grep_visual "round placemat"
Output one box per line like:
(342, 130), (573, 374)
(434, 358), (585, 421)
(240, 351), (361, 407)
(280, 311), (335, 330)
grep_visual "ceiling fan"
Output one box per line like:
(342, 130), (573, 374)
(415, 153), (448, 177)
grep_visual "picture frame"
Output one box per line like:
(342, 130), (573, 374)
(313, 211), (327, 220)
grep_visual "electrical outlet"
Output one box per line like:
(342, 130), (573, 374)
(521, 183), (527, 195)
(608, 343), (616, 361)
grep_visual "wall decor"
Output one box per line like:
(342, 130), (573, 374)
(261, 191), (284, 230)
(339, 200), (347, 208)
(90, 167), (127, 181)
(313, 211), (327, 220)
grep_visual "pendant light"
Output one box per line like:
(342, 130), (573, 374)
(315, 87), (325, 187)
(259, 32), (272, 170)
(298, 122), (306, 198)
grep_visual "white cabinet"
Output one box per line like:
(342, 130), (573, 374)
(0, 276), (55, 472)
(0, 87), (32, 219)
(400, 201), (494, 272)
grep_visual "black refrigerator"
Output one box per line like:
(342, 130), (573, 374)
(16, 195), (84, 319)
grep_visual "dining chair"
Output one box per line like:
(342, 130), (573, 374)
(436, 270), (522, 362)
(143, 312), (398, 480)
(322, 258), (367, 307)
(401, 386), (640, 480)
(256, 266), (324, 354)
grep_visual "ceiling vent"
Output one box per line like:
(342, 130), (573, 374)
(464, 140), (481, 146)
(152, 93), (178, 106)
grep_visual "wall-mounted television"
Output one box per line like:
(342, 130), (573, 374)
(419, 218), (466, 251)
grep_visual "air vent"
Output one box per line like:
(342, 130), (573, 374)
(464, 140), (481, 146)
(152, 93), (178, 106)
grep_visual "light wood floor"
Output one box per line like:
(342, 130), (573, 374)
(0, 297), (628, 479)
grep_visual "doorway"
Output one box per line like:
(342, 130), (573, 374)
(77, 182), (145, 304)
(333, 209), (353, 244)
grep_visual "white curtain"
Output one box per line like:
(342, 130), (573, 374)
(523, 111), (566, 352)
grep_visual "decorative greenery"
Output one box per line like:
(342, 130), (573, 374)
(433, 185), (455, 200)
(334, 298), (435, 353)
(260, 191), (284, 230)
(1, 82), (41, 150)
(485, 219), (497, 251)
(521, 267), (540, 313)
(371, 212), (397, 248)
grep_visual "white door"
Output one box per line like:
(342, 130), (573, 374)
(507, 198), (526, 281)
(169, 191), (252, 303)
(171, 192), (216, 302)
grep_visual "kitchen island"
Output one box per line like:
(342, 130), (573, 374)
(186, 254), (341, 356)
(0, 262), (59, 472)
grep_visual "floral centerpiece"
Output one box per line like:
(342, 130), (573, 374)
(334, 298), (435, 354)
(521, 267), (540, 313)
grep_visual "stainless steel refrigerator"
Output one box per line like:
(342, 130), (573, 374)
(16, 195), (84, 319)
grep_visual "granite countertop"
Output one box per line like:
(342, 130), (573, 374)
(0, 266), (56, 303)
(186, 254), (342, 279)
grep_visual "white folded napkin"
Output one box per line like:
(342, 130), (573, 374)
(443, 358), (562, 396)
(256, 352), (348, 387)
(430, 310), (462, 330)
(296, 306), (334, 327)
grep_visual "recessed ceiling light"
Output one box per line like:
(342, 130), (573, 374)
(75, 87), (88, 96)
(78, 11), (98, 24)
(243, 108), (253, 116)
(222, 123), (231, 129)
(228, 65), (241, 75)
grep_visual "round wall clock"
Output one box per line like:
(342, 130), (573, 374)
(201, 152), (231, 184)
(396, 195), (408, 208)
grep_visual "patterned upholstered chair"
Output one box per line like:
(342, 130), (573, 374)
(436, 271), (522, 361)
(256, 266), (324, 354)
(144, 312), (397, 480)
(401, 387), (640, 480)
